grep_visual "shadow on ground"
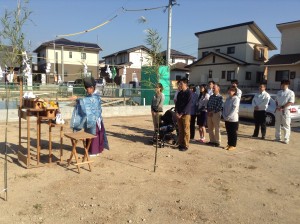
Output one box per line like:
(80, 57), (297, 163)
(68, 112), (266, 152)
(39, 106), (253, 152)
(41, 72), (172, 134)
(106, 125), (153, 145)
(0, 138), (75, 168)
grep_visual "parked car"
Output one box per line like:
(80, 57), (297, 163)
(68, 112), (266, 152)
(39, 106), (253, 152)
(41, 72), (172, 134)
(66, 81), (74, 92)
(72, 77), (106, 95)
(58, 81), (74, 95)
(95, 78), (105, 87)
(73, 78), (85, 96)
(74, 78), (83, 85)
(95, 78), (105, 94)
(239, 93), (300, 126)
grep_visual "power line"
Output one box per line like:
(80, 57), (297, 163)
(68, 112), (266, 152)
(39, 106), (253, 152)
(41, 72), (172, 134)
(122, 5), (168, 12)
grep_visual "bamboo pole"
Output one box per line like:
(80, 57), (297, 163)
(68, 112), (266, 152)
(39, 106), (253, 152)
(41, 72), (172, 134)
(153, 112), (160, 172)
(3, 83), (9, 201)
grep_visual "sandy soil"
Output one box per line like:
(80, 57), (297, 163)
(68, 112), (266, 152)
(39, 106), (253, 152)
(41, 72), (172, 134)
(0, 116), (300, 224)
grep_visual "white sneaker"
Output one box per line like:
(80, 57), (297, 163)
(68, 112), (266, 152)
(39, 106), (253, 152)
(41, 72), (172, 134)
(283, 140), (289, 144)
(89, 153), (100, 157)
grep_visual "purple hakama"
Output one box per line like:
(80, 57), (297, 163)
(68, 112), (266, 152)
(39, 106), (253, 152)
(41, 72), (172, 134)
(89, 121), (106, 155)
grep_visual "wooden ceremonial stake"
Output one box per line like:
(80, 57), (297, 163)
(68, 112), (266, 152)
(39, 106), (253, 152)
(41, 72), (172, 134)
(19, 78), (23, 146)
(153, 114), (159, 172)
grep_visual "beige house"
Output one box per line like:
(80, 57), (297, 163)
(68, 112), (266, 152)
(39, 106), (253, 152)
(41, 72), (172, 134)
(34, 38), (101, 83)
(265, 20), (300, 92)
(187, 21), (277, 88)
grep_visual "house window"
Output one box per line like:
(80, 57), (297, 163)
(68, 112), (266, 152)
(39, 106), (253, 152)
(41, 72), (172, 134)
(227, 47), (235, 54)
(290, 71), (296, 79)
(69, 52), (72, 58)
(245, 72), (251, 80)
(202, 51), (209, 57)
(172, 58), (175, 63)
(254, 46), (266, 61)
(185, 59), (189, 64)
(212, 56), (215, 63)
(64, 71), (68, 76)
(256, 72), (264, 83)
(259, 49), (264, 60)
(209, 70), (212, 78)
(275, 70), (289, 82)
(227, 71), (235, 81)
(221, 71), (226, 79)
(176, 75), (181, 81)
(55, 52), (58, 60)
(240, 94), (254, 105)
(81, 52), (86, 60)
(215, 49), (220, 53)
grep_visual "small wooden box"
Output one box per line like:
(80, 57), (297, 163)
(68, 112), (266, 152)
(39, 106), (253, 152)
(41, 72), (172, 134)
(23, 98), (44, 109)
(32, 100), (44, 109)
(23, 98), (29, 108)
(28, 99), (35, 108)
(41, 109), (57, 118)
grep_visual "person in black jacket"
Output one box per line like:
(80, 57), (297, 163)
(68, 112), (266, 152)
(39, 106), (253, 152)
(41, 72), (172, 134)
(175, 78), (192, 151)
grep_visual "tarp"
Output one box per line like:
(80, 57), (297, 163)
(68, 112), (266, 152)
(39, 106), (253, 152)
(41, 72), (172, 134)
(141, 66), (170, 105)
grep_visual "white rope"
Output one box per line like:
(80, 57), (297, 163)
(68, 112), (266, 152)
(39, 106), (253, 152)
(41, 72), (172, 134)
(56, 14), (119, 38)
(56, 4), (171, 38)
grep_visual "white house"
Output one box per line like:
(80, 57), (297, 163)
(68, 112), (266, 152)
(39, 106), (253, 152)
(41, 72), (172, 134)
(161, 49), (196, 81)
(161, 49), (196, 65)
(34, 38), (101, 83)
(265, 20), (300, 92)
(102, 45), (151, 84)
(187, 21), (277, 88)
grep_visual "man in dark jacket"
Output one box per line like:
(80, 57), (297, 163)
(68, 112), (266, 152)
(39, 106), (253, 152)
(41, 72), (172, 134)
(175, 78), (192, 151)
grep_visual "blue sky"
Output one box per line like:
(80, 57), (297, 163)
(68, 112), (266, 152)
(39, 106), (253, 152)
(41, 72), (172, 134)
(1, 0), (300, 59)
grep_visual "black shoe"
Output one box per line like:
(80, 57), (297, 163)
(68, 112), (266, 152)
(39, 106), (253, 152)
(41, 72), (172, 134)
(179, 146), (188, 151)
(252, 135), (258, 138)
(261, 136), (265, 140)
(214, 143), (220, 147)
(206, 142), (215, 146)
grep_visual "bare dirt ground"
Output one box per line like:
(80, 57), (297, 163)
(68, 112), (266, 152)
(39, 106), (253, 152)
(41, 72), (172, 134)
(0, 116), (300, 224)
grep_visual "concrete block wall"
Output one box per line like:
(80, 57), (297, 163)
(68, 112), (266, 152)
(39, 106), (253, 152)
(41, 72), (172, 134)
(1, 105), (175, 123)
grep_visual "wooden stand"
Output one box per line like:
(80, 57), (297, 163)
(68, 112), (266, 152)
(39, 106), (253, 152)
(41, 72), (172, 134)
(18, 106), (63, 168)
(39, 117), (64, 164)
(64, 132), (96, 174)
(18, 108), (44, 167)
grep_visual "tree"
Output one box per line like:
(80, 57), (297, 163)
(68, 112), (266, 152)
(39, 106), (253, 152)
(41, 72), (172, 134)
(145, 28), (164, 67)
(143, 28), (164, 87)
(0, 0), (32, 81)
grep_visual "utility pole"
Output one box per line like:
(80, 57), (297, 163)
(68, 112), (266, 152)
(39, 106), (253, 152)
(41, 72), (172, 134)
(166, 0), (176, 66)
(53, 40), (56, 84)
(61, 45), (64, 83)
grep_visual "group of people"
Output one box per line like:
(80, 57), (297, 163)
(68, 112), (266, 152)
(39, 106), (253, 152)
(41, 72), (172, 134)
(71, 76), (295, 156)
(152, 78), (295, 152)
